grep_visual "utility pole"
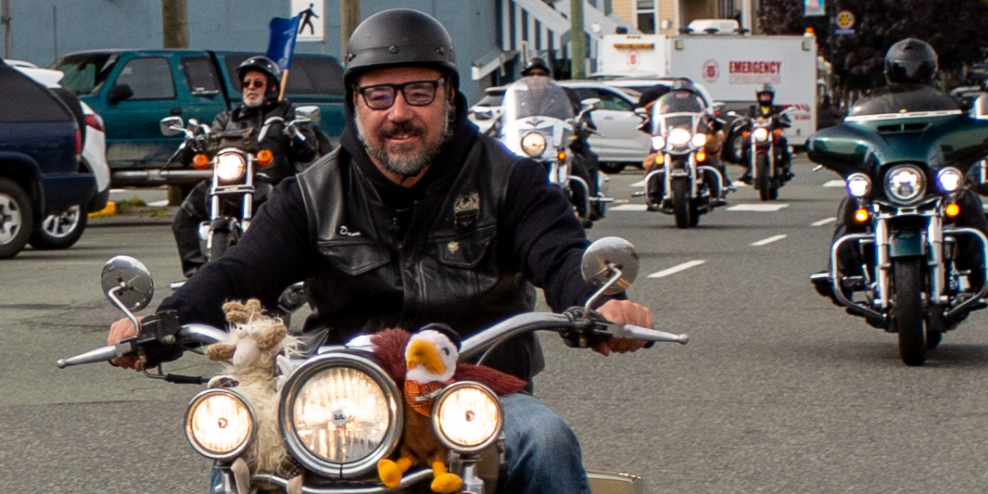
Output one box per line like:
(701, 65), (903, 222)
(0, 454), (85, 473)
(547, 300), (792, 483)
(2, 0), (11, 59)
(570, 0), (586, 79)
(162, 0), (189, 205)
(341, 0), (360, 59)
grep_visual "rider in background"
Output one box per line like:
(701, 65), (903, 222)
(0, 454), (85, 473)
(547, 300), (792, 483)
(740, 83), (792, 184)
(171, 56), (318, 278)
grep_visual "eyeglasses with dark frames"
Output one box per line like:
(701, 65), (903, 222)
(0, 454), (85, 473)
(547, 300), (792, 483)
(356, 78), (446, 110)
(242, 79), (267, 89)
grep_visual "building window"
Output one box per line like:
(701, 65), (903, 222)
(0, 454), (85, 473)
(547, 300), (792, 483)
(635, 0), (657, 34)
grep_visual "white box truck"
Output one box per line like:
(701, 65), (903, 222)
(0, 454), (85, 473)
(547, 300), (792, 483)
(595, 34), (670, 77)
(668, 34), (819, 141)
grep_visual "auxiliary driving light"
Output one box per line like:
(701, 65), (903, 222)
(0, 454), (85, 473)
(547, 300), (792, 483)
(185, 389), (254, 461)
(946, 203), (961, 217)
(432, 382), (502, 454)
(691, 133), (707, 147)
(937, 167), (963, 193)
(854, 208), (869, 223)
(846, 173), (872, 198)
(651, 135), (666, 151)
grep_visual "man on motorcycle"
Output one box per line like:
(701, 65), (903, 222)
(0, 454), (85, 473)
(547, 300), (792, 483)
(107, 9), (652, 494)
(814, 38), (988, 302)
(171, 56), (318, 278)
(739, 83), (792, 184)
(521, 57), (603, 215)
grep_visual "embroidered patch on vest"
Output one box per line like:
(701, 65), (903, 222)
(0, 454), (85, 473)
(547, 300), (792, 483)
(454, 192), (480, 228)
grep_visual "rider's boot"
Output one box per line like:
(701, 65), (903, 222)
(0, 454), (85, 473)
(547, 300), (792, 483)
(173, 208), (206, 278)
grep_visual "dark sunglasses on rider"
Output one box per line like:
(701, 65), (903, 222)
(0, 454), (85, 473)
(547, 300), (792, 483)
(242, 78), (267, 90)
(356, 78), (446, 110)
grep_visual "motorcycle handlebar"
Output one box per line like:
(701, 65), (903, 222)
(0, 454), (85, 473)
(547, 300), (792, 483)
(56, 324), (227, 369)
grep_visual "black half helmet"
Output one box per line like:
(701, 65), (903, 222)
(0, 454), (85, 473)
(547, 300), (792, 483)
(756, 83), (775, 104)
(343, 9), (458, 91)
(236, 56), (282, 93)
(521, 57), (552, 77)
(885, 38), (938, 85)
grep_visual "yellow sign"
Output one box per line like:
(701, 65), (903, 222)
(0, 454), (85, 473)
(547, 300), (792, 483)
(836, 10), (855, 29)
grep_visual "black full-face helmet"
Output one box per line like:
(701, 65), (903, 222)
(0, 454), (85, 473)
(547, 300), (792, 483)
(885, 38), (938, 85)
(521, 57), (552, 77)
(343, 8), (458, 96)
(756, 83), (775, 105)
(236, 56), (282, 96)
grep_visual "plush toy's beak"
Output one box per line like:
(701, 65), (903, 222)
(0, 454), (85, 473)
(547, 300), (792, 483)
(406, 338), (446, 375)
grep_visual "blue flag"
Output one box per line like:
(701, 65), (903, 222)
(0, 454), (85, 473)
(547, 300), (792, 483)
(266, 15), (301, 70)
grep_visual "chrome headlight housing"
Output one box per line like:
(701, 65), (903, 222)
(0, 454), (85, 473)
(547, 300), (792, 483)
(752, 127), (770, 142)
(846, 173), (872, 198)
(650, 135), (666, 151)
(884, 164), (926, 204)
(185, 389), (254, 461)
(279, 352), (402, 478)
(216, 152), (247, 181)
(432, 382), (503, 455)
(520, 132), (547, 158)
(667, 128), (691, 148)
(937, 167), (963, 193)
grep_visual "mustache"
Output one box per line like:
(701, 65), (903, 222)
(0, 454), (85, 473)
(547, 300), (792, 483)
(379, 121), (424, 139)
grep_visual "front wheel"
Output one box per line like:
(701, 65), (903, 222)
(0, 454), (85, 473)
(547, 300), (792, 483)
(599, 162), (626, 174)
(892, 258), (927, 366)
(671, 178), (692, 229)
(756, 153), (776, 201)
(207, 229), (238, 262)
(0, 178), (34, 259)
(29, 204), (88, 250)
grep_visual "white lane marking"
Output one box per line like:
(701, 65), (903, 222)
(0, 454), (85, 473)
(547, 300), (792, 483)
(148, 200), (169, 207)
(751, 234), (788, 246)
(647, 260), (706, 279)
(109, 189), (126, 193)
(727, 203), (790, 212)
(732, 182), (749, 187)
(611, 204), (647, 211)
(811, 217), (837, 227)
(823, 179), (846, 188)
(631, 179), (646, 187)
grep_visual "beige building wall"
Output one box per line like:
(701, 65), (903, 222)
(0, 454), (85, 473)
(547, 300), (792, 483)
(611, 0), (715, 35)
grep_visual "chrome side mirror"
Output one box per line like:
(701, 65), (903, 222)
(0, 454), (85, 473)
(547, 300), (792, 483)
(295, 105), (321, 124)
(581, 237), (639, 310)
(101, 256), (154, 313)
(160, 116), (185, 137)
(580, 97), (601, 113)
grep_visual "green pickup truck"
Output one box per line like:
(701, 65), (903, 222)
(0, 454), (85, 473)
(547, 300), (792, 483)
(52, 49), (345, 187)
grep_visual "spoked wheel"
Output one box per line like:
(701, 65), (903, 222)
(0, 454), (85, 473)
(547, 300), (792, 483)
(892, 257), (927, 366)
(671, 178), (692, 229)
(207, 229), (238, 262)
(756, 153), (776, 201)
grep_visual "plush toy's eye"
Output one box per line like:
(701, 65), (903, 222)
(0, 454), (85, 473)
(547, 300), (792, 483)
(234, 326), (247, 337)
(442, 347), (450, 356)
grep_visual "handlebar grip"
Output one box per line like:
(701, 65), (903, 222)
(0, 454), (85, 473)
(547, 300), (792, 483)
(617, 324), (689, 344)
(56, 342), (130, 369)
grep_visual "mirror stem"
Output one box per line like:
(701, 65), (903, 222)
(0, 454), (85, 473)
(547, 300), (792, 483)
(584, 263), (623, 315)
(108, 284), (142, 333)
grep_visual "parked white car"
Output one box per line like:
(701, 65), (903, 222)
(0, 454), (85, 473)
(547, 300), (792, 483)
(467, 86), (505, 136)
(557, 80), (650, 174)
(9, 61), (110, 248)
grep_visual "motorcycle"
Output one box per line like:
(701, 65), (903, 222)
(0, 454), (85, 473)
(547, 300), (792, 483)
(58, 237), (687, 494)
(729, 111), (792, 201)
(159, 106), (320, 264)
(807, 97), (988, 366)
(644, 91), (728, 228)
(499, 76), (611, 228)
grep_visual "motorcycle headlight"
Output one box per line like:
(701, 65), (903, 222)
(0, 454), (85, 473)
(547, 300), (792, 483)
(885, 165), (926, 204)
(668, 128), (691, 147)
(753, 127), (770, 142)
(937, 167), (963, 193)
(521, 132), (547, 158)
(846, 173), (872, 198)
(279, 353), (402, 479)
(432, 382), (503, 455)
(691, 133), (707, 148)
(650, 135), (666, 151)
(216, 153), (247, 181)
(185, 389), (254, 461)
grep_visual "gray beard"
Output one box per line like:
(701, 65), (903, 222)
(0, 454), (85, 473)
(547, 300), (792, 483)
(243, 97), (263, 108)
(357, 100), (456, 177)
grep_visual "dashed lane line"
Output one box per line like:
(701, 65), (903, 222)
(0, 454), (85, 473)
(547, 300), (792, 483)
(823, 180), (846, 188)
(647, 260), (706, 279)
(611, 204), (648, 211)
(751, 234), (788, 246)
(726, 203), (789, 212)
(811, 217), (837, 227)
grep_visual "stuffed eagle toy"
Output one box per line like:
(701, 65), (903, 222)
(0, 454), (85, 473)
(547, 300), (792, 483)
(370, 326), (527, 493)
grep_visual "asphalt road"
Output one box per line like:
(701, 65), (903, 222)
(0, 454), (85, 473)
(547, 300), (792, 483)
(4, 158), (988, 493)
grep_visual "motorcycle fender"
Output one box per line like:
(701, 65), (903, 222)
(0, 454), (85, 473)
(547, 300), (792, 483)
(587, 471), (646, 494)
(889, 231), (925, 258)
(210, 217), (239, 234)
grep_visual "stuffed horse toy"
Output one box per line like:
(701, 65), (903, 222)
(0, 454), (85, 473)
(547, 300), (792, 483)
(370, 326), (527, 493)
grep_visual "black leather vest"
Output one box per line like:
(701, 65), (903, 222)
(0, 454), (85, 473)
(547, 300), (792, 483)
(296, 138), (544, 381)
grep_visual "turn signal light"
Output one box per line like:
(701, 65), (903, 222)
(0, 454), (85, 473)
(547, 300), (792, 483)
(193, 154), (209, 169)
(774, 128), (783, 135)
(557, 151), (567, 162)
(258, 149), (274, 166)
(946, 203), (961, 217)
(743, 131), (750, 138)
(854, 208), (869, 223)
(696, 151), (706, 162)
(655, 154), (664, 165)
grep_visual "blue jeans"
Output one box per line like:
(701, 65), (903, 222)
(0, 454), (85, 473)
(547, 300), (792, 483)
(210, 393), (590, 494)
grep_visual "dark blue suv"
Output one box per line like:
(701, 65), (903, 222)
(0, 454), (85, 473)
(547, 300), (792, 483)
(0, 62), (96, 258)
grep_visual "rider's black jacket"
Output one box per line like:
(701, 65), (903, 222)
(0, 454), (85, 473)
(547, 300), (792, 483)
(748, 104), (791, 130)
(178, 99), (318, 184)
(159, 91), (618, 382)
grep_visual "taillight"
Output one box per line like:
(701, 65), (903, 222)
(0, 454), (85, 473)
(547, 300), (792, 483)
(84, 113), (104, 132)
(74, 128), (82, 155)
